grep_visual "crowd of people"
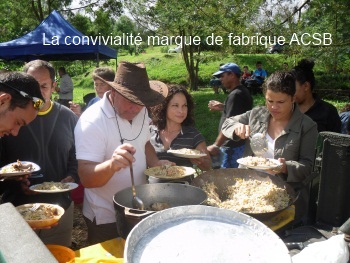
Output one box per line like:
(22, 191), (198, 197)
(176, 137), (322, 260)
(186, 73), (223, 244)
(0, 57), (348, 248)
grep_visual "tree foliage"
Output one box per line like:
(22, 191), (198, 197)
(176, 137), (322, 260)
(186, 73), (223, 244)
(124, 0), (262, 90)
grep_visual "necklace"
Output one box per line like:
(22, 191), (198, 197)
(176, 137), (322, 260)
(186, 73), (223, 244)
(111, 97), (146, 144)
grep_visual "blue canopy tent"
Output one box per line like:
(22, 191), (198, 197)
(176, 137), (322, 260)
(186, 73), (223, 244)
(0, 10), (116, 63)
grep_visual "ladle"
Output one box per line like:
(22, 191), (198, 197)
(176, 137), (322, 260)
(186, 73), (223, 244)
(129, 161), (145, 210)
(250, 133), (268, 156)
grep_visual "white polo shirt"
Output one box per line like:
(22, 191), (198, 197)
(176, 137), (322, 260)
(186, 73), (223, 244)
(74, 91), (149, 224)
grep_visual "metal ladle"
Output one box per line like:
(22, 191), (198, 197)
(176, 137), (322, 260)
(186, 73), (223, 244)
(250, 133), (268, 156)
(129, 161), (145, 210)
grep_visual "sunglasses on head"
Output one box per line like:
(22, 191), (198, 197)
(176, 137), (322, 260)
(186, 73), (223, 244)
(0, 82), (44, 110)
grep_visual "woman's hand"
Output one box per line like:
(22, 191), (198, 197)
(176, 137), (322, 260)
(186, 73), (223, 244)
(156, 160), (175, 167)
(266, 158), (287, 175)
(234, 124), (250, 139)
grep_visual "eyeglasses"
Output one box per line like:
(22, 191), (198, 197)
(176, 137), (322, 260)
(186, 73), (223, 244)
(0, 82), (44, 110)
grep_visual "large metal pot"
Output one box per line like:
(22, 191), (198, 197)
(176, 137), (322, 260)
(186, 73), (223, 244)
(113, 183), (207, 239)
(191, 168), (298, 221)
(124, 205), (292, 263)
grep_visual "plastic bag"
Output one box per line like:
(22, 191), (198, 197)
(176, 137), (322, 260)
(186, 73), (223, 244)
(292, 234), (349, 263)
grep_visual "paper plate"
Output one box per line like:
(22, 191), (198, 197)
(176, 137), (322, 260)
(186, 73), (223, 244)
(144, 166), (196, 179)
(167, 149), (207, 159)
(0, 161), (40, 177)
(237, 157), (282, 170)
(30, 182), (79, 193)
(16, 203), (65, 229)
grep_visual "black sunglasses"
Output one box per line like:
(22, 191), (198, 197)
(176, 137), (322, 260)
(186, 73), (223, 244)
(0, 82), (44, 110)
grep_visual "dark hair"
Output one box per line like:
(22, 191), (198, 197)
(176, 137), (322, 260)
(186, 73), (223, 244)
(150, 85), (195, 130)
(291, 59), (315, 91)
(58, 67), (67, 74)
(92, 67), (115, 81)
(263, 71), (296, 97)
(0, 71), (43, 110)
(23, 60), (56, 83)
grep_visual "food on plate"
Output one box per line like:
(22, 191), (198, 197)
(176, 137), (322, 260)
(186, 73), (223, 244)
(1, 160), (34, 173)
(203, 179), (290, 213)
(17, 204), (61, 221)
(150, 202), (170, 211)
(31, 182), (69, 191)
(151, 165), (186, 177)
(171, 148), (202, 155)
(16, 203), (65, 228)
(239, 156), (278, 167)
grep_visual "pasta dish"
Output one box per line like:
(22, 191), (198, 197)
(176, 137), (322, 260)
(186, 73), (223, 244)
(32, 182), (69, 191)
(203, 179), (290, 213)
(152, 166), (186, 177)
(17, 204), (60, 220)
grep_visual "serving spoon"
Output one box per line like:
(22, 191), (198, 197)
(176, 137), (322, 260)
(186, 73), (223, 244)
(129, 161), (145, 210)
(250, 133), (268, 156)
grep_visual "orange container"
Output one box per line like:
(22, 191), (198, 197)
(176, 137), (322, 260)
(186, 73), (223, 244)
(46, 244), (75, 263)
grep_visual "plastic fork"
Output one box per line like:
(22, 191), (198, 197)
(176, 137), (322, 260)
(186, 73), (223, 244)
(30, 203), (40, 212)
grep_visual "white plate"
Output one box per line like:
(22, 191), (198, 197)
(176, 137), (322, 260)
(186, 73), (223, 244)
(167, 149), (207, 159)
(29, 182), (79, 193)
(0, 161), (41, 177)
(237, 157), (282, 170)
(144, 166), (196, 179)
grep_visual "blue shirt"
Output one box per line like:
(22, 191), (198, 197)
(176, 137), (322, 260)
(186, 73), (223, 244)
(340, 111), (350, 134)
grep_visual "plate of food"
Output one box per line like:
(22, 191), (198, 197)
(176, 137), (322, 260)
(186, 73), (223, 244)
(237, 156), (282, 170)
(167, 148), (207, 159)
(29, 182), (79, 193)
(144, 165), (196, 179)
(0, 160), (40, 177)
(16, 203), (65, 228)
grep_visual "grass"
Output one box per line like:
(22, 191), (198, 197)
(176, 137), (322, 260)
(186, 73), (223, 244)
(70, 47), (348, 145)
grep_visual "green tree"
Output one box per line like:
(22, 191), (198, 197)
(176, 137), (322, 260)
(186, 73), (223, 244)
(124, 0), (261, 90)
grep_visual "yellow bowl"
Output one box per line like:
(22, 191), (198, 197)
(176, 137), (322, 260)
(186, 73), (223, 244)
(46, 244), (75, 263)
(16, 203), (65, 228)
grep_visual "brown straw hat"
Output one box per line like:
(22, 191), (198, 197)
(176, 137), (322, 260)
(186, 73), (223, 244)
(96, 61), (168, 107)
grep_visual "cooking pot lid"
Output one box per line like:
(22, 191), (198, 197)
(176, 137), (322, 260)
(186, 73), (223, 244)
(125, 205), (291, 263)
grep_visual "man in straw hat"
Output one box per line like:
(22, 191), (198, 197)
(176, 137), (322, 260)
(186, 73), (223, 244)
(74, 61), (172, 244)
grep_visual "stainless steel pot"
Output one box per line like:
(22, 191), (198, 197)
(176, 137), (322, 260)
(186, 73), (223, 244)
(113, 183), (207, 239)
(124, 205), (292, 263)
(191, 168), (298, 221)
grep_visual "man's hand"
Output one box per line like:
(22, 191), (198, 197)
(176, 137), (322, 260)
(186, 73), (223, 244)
(110, 143), (136, 171)
(69, 102), (82, 117)
(208, 100), (223, 111)
(207, 145), (221, 156)
(20, 179), (39, 195)
(61, 176), (75, 183)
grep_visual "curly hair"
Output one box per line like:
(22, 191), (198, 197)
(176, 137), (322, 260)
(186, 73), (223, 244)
(262, 70), (296, 97)
(150, 85), (195, 130)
